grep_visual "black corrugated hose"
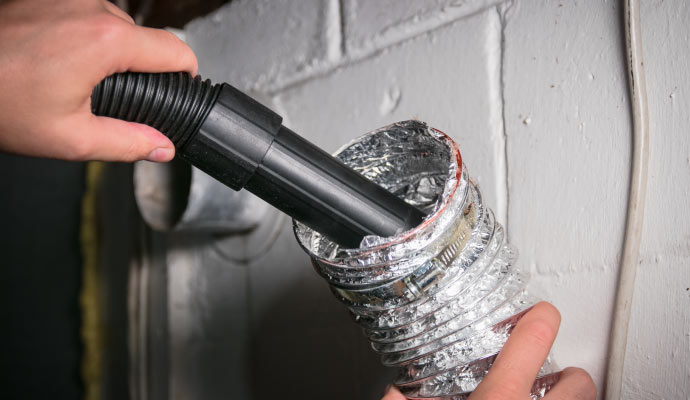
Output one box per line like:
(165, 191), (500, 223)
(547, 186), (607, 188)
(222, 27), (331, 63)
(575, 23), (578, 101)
(91, 72), (425, 248)
(91, 72), (220, 149)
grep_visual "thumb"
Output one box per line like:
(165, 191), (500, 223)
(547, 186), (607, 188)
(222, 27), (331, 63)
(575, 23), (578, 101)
(83, 115), (175, 162)
(381, 385), (406, 400)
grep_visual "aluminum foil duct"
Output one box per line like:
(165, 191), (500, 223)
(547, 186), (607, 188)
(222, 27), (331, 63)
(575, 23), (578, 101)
(294, 121), (561, 399)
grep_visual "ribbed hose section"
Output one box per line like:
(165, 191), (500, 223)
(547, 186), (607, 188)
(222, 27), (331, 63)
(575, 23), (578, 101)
(295, 121), (561, 399)
(91, 72), (221, 149)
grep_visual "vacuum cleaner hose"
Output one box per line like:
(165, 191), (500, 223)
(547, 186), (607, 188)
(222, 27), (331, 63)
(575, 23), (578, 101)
(92, 72), (425, 247)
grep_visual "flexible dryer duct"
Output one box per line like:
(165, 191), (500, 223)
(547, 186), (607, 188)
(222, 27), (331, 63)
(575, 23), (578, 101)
(295, 121), (561, 399)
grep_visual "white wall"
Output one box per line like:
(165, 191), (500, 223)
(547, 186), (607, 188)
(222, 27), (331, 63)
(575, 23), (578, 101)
(162, 1), (690, 398)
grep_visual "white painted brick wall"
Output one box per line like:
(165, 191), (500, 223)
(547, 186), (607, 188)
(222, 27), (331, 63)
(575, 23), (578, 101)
(624, 2), (690, 398)
(501, 0), (631, 390)
(185, 0), (335, 92)
(341, 0), (504, 57)
(164, 1), (690, 399)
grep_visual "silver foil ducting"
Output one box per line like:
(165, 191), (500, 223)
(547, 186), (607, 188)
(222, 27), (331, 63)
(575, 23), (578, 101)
(294, 121), (560, 399)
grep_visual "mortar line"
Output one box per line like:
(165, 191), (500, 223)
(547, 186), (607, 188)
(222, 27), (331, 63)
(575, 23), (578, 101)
(266, 2), (505, 96)
(338, 0), (347, 57)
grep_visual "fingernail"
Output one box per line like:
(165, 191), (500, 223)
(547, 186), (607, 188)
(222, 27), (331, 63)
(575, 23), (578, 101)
(146, 147), (174, 162)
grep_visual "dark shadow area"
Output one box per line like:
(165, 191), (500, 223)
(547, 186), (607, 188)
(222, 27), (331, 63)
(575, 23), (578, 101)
(99, 163), (138, 400)
(124, 0), (232, 29)
(249, 279), (396, 400)
(0, 153), (85, 399)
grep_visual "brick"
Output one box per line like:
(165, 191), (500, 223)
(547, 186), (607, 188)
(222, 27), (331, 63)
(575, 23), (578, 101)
(342, 0), (504, 56)
(503, 0), (630, 269)
(185, 0), (333, 91)
(276, 7), (506, 214)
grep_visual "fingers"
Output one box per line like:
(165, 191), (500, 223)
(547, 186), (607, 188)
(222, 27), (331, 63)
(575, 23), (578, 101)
(102, 1), (135, 24)
(471, 302), (561, 398)
(75, 114), (175, 162)
(381, 385), (407, 400)
(76, 6), (194, 162)
(112, 24), (198, 76)
(543, 368), (597, 400)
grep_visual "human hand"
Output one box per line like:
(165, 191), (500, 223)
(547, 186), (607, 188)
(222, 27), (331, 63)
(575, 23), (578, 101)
(0, 0), (197, 162)
(381, 302), (596, 400)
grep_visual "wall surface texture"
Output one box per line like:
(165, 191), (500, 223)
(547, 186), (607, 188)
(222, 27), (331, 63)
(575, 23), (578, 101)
(144, 1), (690, 399)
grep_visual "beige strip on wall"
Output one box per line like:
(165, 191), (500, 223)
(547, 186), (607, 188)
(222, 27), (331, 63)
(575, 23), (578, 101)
(80, 161), (104, 400)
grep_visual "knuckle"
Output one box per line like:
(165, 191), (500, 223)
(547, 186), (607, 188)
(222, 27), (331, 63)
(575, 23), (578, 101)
(562, 368), (597, 399)
(520, 318), (558, 348)
(122, 137), (144, 161)
(90, 14), (129, 43)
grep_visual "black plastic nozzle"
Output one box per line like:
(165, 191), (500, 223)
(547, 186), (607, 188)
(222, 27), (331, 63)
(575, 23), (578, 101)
(92, 72), (425, 248)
